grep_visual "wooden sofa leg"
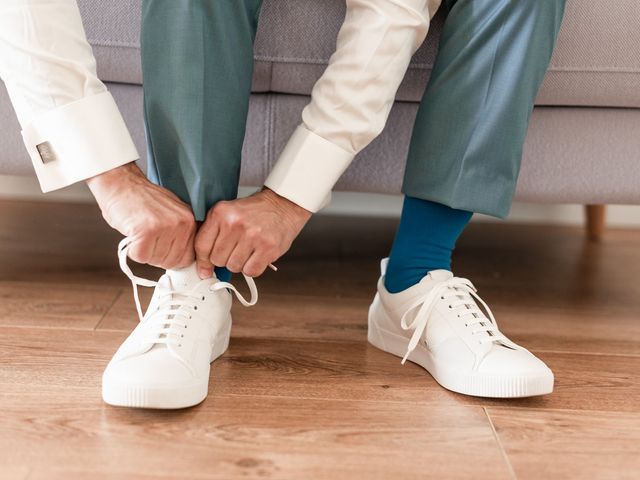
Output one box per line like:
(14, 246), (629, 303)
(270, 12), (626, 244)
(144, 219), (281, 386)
(585, 204), (606, 241)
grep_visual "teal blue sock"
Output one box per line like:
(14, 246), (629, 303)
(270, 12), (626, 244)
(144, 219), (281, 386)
(384, 196), (472, 294)
(214, 266), (232, 282)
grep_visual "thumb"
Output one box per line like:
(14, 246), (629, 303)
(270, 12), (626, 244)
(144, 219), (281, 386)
(194, 221), (217, 279)
(196, 256), (213, 280)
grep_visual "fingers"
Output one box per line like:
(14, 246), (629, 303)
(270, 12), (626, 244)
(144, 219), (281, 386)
(191, 197), (296, 279)
(226, 242), (254, 273)
(242, 250), (273, 278)
(176, 228), (197, 269)
(127, 236), (156, 265)
(209, 228), (238, 269)
(206, 201), (241, 271)
(195, 220), (218, 279)
(128, 213), (197, 270)
(163, 226), (194, 270)
(149, 231), (174, 268)
(166, 210), (198, 269)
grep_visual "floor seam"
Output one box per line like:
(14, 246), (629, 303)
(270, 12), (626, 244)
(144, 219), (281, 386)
(93, 289), (124, 331)
(483, 405), (640, 416)
(525, 349), (640, 358)
(206, 391), (640, 415)
(484, 407), (518, 480)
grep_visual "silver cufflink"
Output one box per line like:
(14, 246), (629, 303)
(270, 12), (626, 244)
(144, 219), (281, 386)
(36, 142), (57, 164)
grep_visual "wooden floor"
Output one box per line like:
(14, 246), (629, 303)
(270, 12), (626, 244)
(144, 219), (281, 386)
(1, 199), (639, 480)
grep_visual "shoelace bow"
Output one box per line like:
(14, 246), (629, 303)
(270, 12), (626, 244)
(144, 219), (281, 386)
(400, 277), (503, 364)
(117, 237), (258, 346)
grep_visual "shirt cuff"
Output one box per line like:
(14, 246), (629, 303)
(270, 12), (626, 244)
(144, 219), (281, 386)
(21, 91), (139, 192)
(264, 125), (354, 212)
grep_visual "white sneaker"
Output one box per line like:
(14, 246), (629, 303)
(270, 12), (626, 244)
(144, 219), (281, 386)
(368, 259), (553, 398)
(101, 237), (257, 409)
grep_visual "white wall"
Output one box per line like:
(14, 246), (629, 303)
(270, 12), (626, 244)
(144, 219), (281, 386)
(1, 175), (639, 227)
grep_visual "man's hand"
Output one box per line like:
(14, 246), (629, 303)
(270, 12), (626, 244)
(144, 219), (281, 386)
(195, 188), (312, 278)
(86, 162), (196, 269)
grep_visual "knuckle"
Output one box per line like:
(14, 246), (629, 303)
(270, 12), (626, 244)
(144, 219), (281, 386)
(207, 205), (224, 223)
(246, 226), (263, 241)
(227, 261), (242, 273)
(129, 249), (147, 264)
(146, 220), (162, 233)
(264, 248), (282, 265)
(224, 213), (243, 229)
(212, 201), (230, 215)
(177, 213), (193, 227)
(163, 259), (179, 270)
(178, 258), (194, 269)
(243, 265), (262, 278)
(261, 236), (277, 250)
(209, 253), (223, 267)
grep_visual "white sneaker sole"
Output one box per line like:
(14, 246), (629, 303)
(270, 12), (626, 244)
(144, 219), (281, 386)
(368, 305), (553, 398)
(102, 320), (231, 409)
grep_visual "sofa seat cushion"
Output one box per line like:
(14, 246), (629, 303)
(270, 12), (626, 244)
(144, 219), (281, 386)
(80, 0), (640, 108)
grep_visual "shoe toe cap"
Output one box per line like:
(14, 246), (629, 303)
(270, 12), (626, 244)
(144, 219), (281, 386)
(478, 344), (553, 378)
(104, 347), (197, 387)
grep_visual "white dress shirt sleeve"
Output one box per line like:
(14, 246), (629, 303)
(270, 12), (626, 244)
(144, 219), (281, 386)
(0, 0), (139, 192)
(264, 0), (442, 212)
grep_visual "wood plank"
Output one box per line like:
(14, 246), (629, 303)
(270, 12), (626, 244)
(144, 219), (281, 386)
(487, 407), (640, 480)
(216, 342), (640, 413)
(0, 200), (131, 285)
(0, 327), (439, 405)
(0, 281), (120, 330)
(0, 396), (510, 480)
(98, 290), (371, 343)
(98, 285), (640, 355)
(2, 200), (640, 479)
(490, 306), (640, 356)
(3, 327), (639, 413)
(0, 329), (510, 479)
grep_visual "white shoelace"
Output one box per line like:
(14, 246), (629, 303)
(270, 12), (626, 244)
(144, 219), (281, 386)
(400, 277), (503, 364)
(117, 237), (258, 342)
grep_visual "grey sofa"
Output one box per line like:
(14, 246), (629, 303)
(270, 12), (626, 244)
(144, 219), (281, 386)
(1, 0), (639, 228)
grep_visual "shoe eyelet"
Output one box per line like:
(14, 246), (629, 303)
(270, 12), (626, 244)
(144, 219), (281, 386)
(440, 296), (444, 300)
(201, 296), (205, 301)
(194, 306), (198, 311)
(448, 305), (452, 309)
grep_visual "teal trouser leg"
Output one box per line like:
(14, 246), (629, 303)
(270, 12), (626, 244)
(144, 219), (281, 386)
(403, 0), (566, 218)
(141, 0), (263, 222)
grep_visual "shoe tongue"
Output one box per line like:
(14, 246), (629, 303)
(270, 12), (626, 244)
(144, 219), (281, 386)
(166, 263), (203, 289)
(422, 270), (467, 302)
(380, 269), (454, 316)
(422, 269), (454, 284)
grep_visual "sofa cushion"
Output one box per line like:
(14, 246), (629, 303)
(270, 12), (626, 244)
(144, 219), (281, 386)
(79, 0), (640, 108)
(78, 0), (142, 85)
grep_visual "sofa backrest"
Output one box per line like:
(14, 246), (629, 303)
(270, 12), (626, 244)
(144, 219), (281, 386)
(78, 0), (640, 108)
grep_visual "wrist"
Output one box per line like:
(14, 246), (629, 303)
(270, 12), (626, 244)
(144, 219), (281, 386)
(261, 186), (312, 220)
(86, 162), (142, 198)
